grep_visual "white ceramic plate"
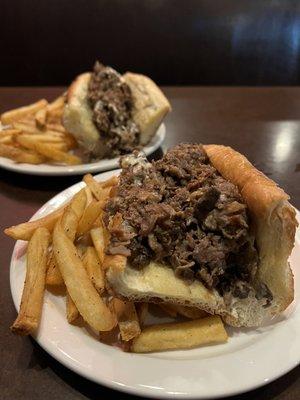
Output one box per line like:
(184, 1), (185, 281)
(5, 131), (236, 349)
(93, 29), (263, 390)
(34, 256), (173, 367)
(9, 170), (300, 399)
(0, 124), (165, 176)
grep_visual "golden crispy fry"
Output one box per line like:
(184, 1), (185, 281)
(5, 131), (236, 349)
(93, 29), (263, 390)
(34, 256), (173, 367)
(77, 200), (103, 236)
(46, 196), (82, 286)
(0, 129), (22, 137)
(4, 203), (66, 241)
(83, 174), (113, 201)
(35, 107), (47, 128)
(61, 206), (78, 241)
(46, 123), (66, 133)
(0, 135), (14, 144)
(82, 246), (105, 294)
(46, 250), (64, 286)
(85, 186), (93, 204)
(33, 142), (81, 165)
(47, 95), (65, 112)
(159, 303), (178, 318)
(69, 188), (87, 220)
(46, 108), (63, 123)
(136, 303), (149, 327)
(0, 143), (45, 164)
(131, 316), (228, 353)
(62, 132), (78, 149)
(90, 226), (106, 265)
(110, 298), (141, 341)
(66, 293), (80, 324)
(11, 227), (50, 335)
(100, 176), (119, 188)
(16, 135), (69, 153)
(1, 99), (48, 125)
(47, 142), (69, 152)
(53, 222), (116, 331)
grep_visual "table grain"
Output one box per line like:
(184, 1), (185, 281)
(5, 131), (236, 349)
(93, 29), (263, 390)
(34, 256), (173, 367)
(0, 87), (299, 400)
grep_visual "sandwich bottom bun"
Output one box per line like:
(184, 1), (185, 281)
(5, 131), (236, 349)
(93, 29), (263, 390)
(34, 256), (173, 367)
(63, 71), (171, 157)
(106, 145), (297, 327)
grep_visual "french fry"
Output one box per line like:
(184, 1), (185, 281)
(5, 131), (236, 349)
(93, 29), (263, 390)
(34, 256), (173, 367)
(69, 188), (87, 220)
(77, 200), (103, 236)
(11, 227), (50, 335)
(0, 129), (22, 137)
(101, 176), (119, 188)
(33, 142), (81, 165)
(0, 143), (45, 164)
(136, 303), (149, 327)
(61, 206), (78, 241)
(111, 298), (141, 341)
(1, 99), (48, 125)
(90, 226), (106, 265)
(15, 136), (68, 155)
(53, 222), (116, 331)
(35, 107), (47, 128)
(66, 293), (80, 324)
(0, 135), (14, 144)
(85, 186), (93, 205)
(82, 247), (105, 293)
(46, 123), (66, 133)
(83, 174), (113, 201)
(61, 132), (78, 149)
(47, 95), (65, 112)
(46, 196), (83, 286)
(131, 316), (228, 353)
(47, 142), (69, 152)
(46, 250), (64, 286)
(46, 108), (63, 123)
(4, 203), (66, 240)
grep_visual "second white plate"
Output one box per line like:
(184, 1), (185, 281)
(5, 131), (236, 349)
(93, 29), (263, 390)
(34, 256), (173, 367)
(0, 124), (165, 176)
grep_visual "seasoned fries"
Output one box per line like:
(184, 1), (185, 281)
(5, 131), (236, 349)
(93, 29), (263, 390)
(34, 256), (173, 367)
(6, 175), (229, 352)
(1, 99), (48, 125)
(66, 294), (80, 324)
(0, 143), (46, 164)
(11, 227), (50, 335)
(90, 226), (106, 265)
(4, 203), (66, 240)
(111, 298), (141, 341)
(82, 247), (105, 294)
(53, 222), (116, 331)
(77, 200), (103, 236)
(0, 94), (83, 166)
(131, 316), (228, 353)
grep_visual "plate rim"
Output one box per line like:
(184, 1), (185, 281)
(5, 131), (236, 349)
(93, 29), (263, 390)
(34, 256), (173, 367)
(9, 171), (300, 399)
(0, 124), (165, 176)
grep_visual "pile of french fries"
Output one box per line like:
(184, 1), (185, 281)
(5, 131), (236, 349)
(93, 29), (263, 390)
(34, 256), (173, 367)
(0, 96), (82, 165)
(5, 174), (228, 352)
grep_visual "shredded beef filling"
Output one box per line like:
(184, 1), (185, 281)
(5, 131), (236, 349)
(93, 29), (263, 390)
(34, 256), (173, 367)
(104, 144), (273, 305)
(87, 61), (140, 157)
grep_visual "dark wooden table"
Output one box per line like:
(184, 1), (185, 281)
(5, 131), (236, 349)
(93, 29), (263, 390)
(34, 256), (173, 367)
(0, 87), (299, 400)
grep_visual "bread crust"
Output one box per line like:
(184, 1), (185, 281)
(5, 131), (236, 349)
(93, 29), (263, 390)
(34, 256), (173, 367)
(106, 145), (297, 327)
(203, 145), (296, 314)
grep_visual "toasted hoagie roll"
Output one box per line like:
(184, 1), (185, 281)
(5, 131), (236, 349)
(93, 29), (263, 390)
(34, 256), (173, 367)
(103, 144), (297, 327)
